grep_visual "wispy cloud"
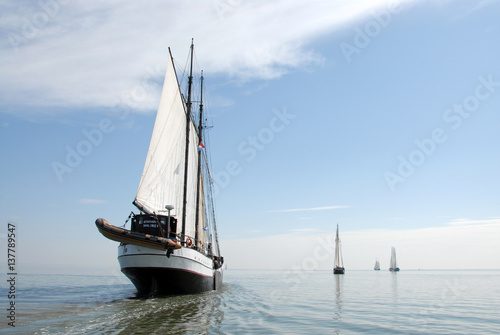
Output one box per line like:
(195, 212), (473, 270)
(447, 217), (500, 226)
(78, 198), (106, 205)
(448, 0), (498, 21)
(0, 0), (421, 113)
(267, 205), (350, 213)
(290, 228), (320, 233)
(245, 229), (264, 233)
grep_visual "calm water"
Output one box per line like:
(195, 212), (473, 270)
(2, 270), (499, 334)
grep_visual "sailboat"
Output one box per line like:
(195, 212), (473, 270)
(333, 225), (345, 274)
(374, 259), (380, 271)
(389, 247), (400, 272)
(95, 41), (223, 296)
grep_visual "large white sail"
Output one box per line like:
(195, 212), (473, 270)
(334, 225), (342, 268)
(183, 120), (201, 238)
(134, 51), (201, 240)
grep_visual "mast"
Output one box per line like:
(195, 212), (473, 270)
(181, 39), (194, 240)
(194, 71), (204, 249)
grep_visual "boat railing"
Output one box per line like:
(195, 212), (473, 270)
(176, 232), (217, 257)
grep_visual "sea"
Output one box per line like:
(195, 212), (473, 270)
(2, 269), (499, 334)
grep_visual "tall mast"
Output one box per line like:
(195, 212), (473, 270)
(194, 71), (204, 249)
(181, 39), (194, 240)
(335, 224), (340, 267)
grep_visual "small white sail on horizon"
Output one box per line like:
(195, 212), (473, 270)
(333, 224), (345, 274)
(389, 247), (400, 271)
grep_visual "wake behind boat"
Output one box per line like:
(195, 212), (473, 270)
(95, 41), (223, 296)
(333, 224), (345, 274)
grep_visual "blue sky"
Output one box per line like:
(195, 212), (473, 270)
(1, 0), (499, 273)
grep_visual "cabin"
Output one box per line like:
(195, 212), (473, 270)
(131, 214), (177, 239)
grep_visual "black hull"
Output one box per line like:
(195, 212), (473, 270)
(333, 267), (345, 274)
(122, 267), (222, 296)
(389, 268), (400, 272)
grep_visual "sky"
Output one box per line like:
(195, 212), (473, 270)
(0, 0), (499, 274)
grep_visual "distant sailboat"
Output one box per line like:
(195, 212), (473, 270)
(333, 225), (345, 274)
(389, 247), (400, 271)
(374, 259), (380, 271)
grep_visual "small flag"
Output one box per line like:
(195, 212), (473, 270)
(198, 142), (205, 151)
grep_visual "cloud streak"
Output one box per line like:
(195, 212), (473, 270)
(447, 217), (500, 226)
(267, 205), (350, 213)
(290, 228), (320, 232)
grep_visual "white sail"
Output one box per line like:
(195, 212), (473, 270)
(390, 247), (397, 269)
(374, 260), (380, 270)
(183, 120), (201, 238)
(134, 51), (201, 242)
(334, 225), (343, 268)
